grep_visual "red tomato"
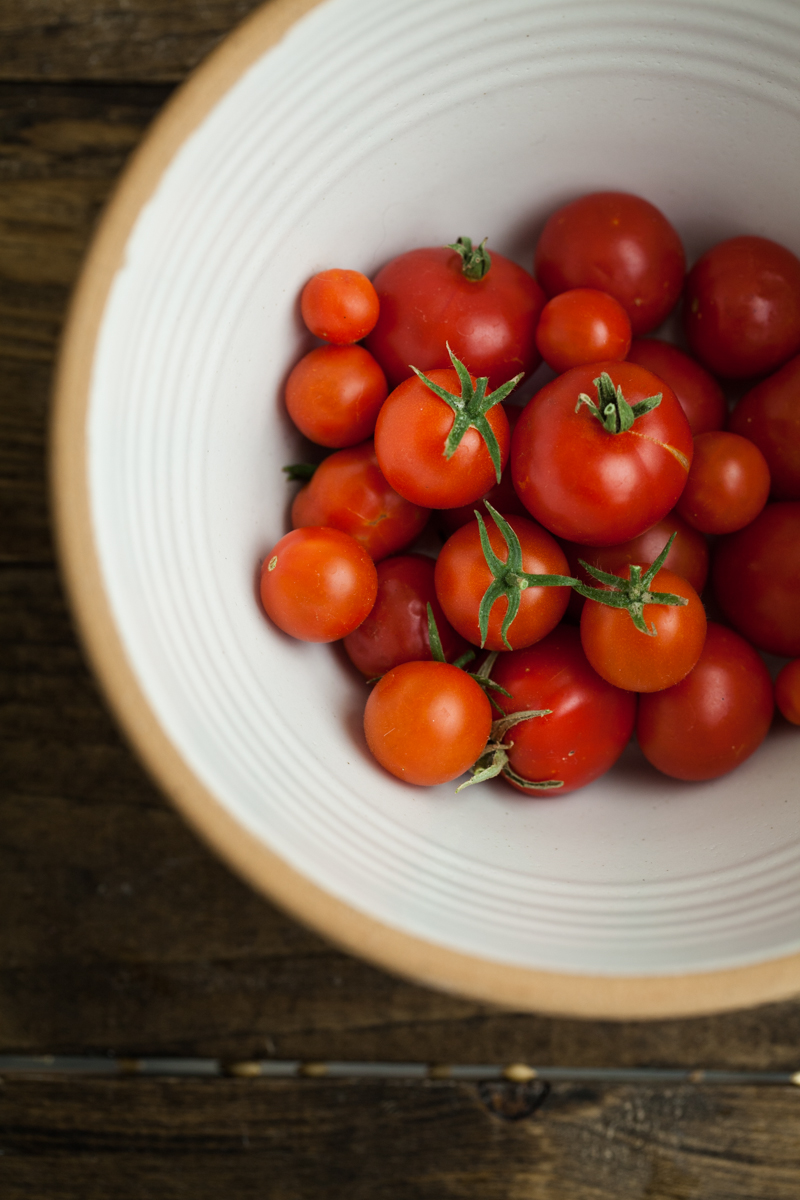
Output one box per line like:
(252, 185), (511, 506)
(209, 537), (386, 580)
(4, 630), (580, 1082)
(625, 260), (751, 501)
(291, 441), (429, 561)
(535, 288), (631, 373)
(675, 431), (771, 534)
(434, 511), (571, 651)
(300, 268), (379, 344)
(260, 527), (377, 642)
(684, 236), (800, 378)
(436, 405), (528, 535)
(534, 192), (685, 335)
(776, 658), (800, 725)
(712, 502), (800, 656)
(363, 661), (492, 786)
(374, 367), (510, 509)
(511, 361), (693, 545)
(626, 337), (726, 435)
(490, 626), (637, 795)
(637, 623), (774, 780)
(364, 239), (545, 390)
(343, 554), (469, 677)
(561, 512), (709, 621)
(580, 565), (707, 692)
(728, 352), (800, 500)
(285, 345), (388, 449)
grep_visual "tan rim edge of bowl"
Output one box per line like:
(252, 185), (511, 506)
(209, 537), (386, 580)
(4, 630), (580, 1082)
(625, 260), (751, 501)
(50, 0), (800, 1021)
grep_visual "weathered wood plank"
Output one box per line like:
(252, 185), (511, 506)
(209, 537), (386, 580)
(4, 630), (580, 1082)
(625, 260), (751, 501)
(1, 1076), (799, 1199)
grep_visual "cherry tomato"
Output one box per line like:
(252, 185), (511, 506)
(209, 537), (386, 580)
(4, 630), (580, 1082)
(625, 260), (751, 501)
(260, 527), (377, 642)
(776, 659), (800, 725)
(626, 337), (726, 435)
(285, 345), (388, 448)
(291, 441), (429, 561)
(684, 236), (800, 378)
(490, 626), (637, 795)
(436, 405), (528, 536)
(534, 192), (685, 335)
(343, 554), (469, 677)
(535, 288), (631, 373)
(675, 431), (771, 534)
(712, 502), (800, 656)
(580, 565), (707, 692)
(364, 239), (545, 390)
(511, 361), (693, 545)
(637, 623), (774, 780)
(434, 511), (571, 651)
(363, 661), (492, 786)
(300, 268), (379, 344)
(727, 352), (800, 500)
(374, 367), (510, 509)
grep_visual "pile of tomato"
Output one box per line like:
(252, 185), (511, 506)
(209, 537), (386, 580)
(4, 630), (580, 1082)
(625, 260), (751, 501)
(260, 192), (800, 795)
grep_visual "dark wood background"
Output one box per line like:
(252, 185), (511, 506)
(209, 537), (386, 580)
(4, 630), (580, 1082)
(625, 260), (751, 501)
(2, 2), (800, 1195)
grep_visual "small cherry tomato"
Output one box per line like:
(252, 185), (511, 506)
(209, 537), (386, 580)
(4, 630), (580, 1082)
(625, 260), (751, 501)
(535, 288), (631, 373)
(534, 192), (685, 335)
(343, 554), (469, 677)
(675, 431), (771, 534)
(684, 236), (800, 378)
(364, 661), (492, 786)
(260, 526), (377, 642)
(300, 268), (380, 344)
(291, 441), (429, 561)
(637, 623), (774, 780)
(580, 564), (707, 693)
(365, 237), (545, 390)
(776, 659), (800, 725)
(490, 626), (637, 795)
(285, 345), (388, 448)
(434, 508), (571, 651)
(728, 352), (800, 500)
(712, 502), (800, 656)
(626, 337), (726, 435)
(511, 361), (693, 545)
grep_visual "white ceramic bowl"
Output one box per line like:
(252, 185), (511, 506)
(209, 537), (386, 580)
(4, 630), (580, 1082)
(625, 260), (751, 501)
(53, 0), (800, 1018)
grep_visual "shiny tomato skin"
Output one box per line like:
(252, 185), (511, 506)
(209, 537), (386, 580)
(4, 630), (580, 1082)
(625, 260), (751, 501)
(712, 502), (800, 656)
(343, 554), (469, 677)
(374, 369), (510, 509)
(434, 513), (571, 651)
(535, 288), (631, 373)
(684, 236), (800, 378)
(626, 337), (726, 435)
(285, 345), (388, 448)
(776, 658), (800, 725)
(260, 526), (377, 642)
(436, 405), (528, 535)
(511, 361), (693, 545)
(727, 353), (800, 500)
(637, 623), (774, 781)
(490, 626), (637, 795)
(675, 431), (771, 534)
(364, 661), (492, 786)
(300, 268), (379, 344)
(580, 565), (707, 693)
(291, 441), (429, 562)
(364, 245), (545, 390)
(534, 192), (685, 335)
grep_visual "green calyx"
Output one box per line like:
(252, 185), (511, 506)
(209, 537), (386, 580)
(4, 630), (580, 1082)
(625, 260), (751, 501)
(576, 371), (662, 434)
(426, 604), (510, 714)
(446, 235), (491, 280)
(573, 533), (688, 636)
(475, 502), (578, 650)
(412, 344), (522, 485)
(283, 462), (318, 482)
(457, 711), (564, 793)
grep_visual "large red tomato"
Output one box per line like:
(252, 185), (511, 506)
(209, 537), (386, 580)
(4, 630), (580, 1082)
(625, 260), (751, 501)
(534, 192), (685, 335)
(511, 361), (693, 545)
(684, 235), (800, 378)
(637, 623), (774, 781)
(727, 352), (800, 500)
(626, 337), (726, 435)
(364, 238), (545, 390)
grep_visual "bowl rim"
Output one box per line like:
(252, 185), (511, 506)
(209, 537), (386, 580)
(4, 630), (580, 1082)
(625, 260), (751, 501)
(50, 0), (800, 1020)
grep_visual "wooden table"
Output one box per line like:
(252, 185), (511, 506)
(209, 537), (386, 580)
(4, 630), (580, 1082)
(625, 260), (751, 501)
(1, 2), (799, 1194)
